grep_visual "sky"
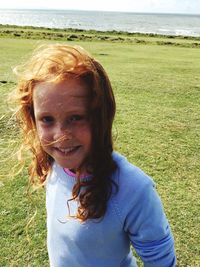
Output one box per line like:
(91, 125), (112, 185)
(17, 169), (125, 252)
(0, 0), (200, 14)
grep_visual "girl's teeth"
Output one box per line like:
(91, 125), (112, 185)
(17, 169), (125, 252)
(59, 147), (76, 153)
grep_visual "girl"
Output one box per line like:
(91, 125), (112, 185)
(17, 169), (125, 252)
(15, 44), (176, 267)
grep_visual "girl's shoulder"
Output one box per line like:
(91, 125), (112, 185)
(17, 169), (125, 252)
(110, 152), (164, 227)
(111, 151), (155, 197)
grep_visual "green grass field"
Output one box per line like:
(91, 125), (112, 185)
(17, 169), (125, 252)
(0, 29), (200, 267)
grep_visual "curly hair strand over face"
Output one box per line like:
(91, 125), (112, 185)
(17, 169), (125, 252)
(15, 44), (117, 221)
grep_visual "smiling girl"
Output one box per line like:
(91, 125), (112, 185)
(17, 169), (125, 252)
(15, 44), (176, 267)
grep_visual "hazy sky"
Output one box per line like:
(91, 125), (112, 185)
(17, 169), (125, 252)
(1, 0), (200, 14)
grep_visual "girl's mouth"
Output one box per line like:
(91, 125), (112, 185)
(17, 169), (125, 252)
(54, 146), (81, 156)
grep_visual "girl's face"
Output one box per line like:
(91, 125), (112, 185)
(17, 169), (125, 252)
(33, 78), (92, 173)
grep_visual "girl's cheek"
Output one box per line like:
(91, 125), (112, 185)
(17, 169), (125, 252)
(37, 127), (52, 144)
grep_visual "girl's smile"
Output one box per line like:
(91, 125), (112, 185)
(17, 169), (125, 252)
(33, 78), (92, 172)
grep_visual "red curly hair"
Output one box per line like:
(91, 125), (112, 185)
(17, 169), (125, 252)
(15, 43), (117, 221)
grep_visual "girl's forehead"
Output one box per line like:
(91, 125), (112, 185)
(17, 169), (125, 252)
(33, 79), (90, 113)
(33, 79), (89, 99)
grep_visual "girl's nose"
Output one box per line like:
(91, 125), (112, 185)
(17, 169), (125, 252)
(54, 125), (72, 142)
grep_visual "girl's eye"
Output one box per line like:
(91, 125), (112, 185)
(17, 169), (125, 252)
(41, 116), (54, 124)
(69, 115), (84, 123)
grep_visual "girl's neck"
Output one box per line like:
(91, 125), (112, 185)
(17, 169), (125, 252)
(63, 168), (90, 179)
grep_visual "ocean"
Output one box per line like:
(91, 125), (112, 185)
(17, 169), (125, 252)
(0, 9), (200, 37)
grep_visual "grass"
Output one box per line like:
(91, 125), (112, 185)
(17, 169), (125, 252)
(1, 24), (200, 48)
(0, 29), (200, 267)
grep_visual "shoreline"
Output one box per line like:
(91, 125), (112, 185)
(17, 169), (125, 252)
(0, 24), (200, 48)
(1, 23), (200, 39)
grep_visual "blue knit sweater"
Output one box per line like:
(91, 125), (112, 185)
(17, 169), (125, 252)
(46, 152), (176, 267)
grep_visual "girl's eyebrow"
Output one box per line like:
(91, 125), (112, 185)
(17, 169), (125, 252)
(36, 111), (51, 115)
(34, 111), (52, 118)
(36, 108), (87, 115)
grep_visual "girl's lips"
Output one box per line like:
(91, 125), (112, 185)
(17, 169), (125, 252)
(54, 146), (81, 156)
(58, 147), (76, 153)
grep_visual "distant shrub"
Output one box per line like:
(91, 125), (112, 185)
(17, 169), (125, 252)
(68, 34), (78, 39)
(13, 33), (21, 37)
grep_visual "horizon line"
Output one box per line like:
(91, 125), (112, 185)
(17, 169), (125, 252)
(0, 7), (200, 16)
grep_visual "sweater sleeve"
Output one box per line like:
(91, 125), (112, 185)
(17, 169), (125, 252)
(123, 180), (176, 267)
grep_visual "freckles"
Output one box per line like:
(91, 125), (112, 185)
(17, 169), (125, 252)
(36, 128), (49, 144)
(36, 126), (43, 138)
(79, 125), (91, 135)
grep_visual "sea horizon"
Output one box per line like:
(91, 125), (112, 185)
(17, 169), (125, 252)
(0, 9), (200, 37)
(0, 8), (200, 15)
